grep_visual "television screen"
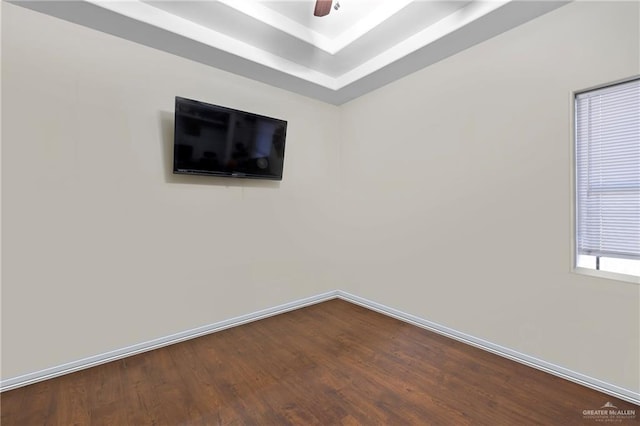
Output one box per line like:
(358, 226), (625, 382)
(173, 97), (287, 180)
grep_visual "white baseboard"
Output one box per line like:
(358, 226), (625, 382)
(2, 289), (638, 407)
(335, 290), (640, 406)
(0, 290), (339, 392)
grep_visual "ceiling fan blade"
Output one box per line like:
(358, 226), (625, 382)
(314, 0), (332, 17)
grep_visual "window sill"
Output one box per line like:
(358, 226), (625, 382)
(573, 267), (640, 285)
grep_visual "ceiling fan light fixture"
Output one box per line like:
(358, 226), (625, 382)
(313, 0), (333, 17)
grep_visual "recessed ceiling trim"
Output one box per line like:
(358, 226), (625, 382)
(329, 0), (414, 54)
(335, 0), (510, 88)
(217, 0), (415, 56)
(216, 0), (335, 54)
(16, 0), (569, 104)
(88, 0), (339, 89)
(88, 0), (514, 92)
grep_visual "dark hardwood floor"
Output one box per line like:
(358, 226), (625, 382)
(1, 299), (638, 425)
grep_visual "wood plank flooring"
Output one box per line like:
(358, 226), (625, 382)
(1, 299), (638, 425)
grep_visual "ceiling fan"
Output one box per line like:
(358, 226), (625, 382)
(314, 0), (340, 17)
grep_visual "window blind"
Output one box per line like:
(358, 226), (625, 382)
(576, 78), (640, 260)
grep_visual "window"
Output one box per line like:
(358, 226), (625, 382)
(575, 77), (640, 279)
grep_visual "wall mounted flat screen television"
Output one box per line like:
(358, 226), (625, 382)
(173, 97), (287, 180)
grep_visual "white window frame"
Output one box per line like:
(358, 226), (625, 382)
(571, 76), (640, 285)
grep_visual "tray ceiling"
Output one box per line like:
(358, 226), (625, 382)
(13, 0), (569, 104)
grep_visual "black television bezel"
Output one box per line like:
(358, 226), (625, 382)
(173, 96), (287, 181)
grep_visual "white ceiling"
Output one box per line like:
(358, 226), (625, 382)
(13, 0), (569, 104)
